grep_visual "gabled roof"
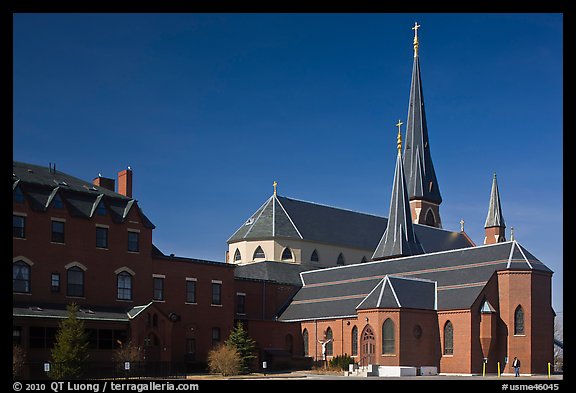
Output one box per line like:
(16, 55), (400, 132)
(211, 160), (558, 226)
(356, 275), (436, 310)
(228, 194), (473, 255)
(278, 240), (551, 321)
(12, 161), (155, 228)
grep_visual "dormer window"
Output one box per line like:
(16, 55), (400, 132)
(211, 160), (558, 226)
(253, 246), (265, 260)
(281, 247), (293, 261)
(14, 187), (25, 203)
(52, 194), (64, 209)
(310, 249), (319, 263)
(96, 201), (107, 216)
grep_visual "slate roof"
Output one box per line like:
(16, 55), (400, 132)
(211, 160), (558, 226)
(234, 261), (311, 286)
(403, 45), (442, 204)
(485, 173), (506, 228)
(278, 240), (552, 321)
(372, 147), (424, 260)
(228, 194), (473, 255)
(13, 161), (154, 228)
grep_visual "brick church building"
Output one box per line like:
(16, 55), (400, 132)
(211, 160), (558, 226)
(13, 24), (555, 376)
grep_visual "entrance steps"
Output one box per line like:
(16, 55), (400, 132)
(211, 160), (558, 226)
(344, 364), (437, 377)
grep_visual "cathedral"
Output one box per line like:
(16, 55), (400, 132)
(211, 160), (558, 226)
(13, 23), (554, 378)
(228, 23), (555, 375)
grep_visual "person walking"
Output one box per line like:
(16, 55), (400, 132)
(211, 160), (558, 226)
(512, 356), (521, 377)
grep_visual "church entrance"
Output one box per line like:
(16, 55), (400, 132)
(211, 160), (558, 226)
(360, 325), (376, 366)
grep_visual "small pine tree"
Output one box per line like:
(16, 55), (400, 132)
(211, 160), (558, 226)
(225, 322), (256, 374)
(50, 303), (89, 379)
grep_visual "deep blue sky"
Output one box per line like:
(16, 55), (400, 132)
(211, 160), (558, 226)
(13, 13), (563, 315)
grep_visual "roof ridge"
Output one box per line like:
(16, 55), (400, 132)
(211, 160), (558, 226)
(278, 195), (463, 235)
(301, 240), (516, 278)
(274, 195), (304, 239)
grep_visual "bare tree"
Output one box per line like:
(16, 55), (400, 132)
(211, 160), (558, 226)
(554, 316), (563, 372)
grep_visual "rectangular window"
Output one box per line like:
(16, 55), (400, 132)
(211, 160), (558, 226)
(29, 327), (57, 349)
(186, 279), (197, 304)
(51, 220), (65, 243)
(236, 293), (246, 314)
(67, 267), (84, 297)
(211, 327), (221, 347)
(211, 282), (222, 306)
(128, 231), (139, 252)
(51, 273), (60, 293)
(13, 215), (26, 238)
(96, 227), (108, 249)
(153, 277), (164, 301)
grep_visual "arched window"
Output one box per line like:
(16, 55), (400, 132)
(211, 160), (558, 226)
(13, 261), (31, 293)
(117, 271), (133, 300)
(325, 328), (333, 356)
(310, 249), (319, 263)
(361, 256), (367, 263)
(281, 247), (293, 261)
(351, 326), (358, 356)
(302, 329), (309, 357)
(234, 249), (242, 262)
(382, 319), (395, 354)
(425, 209), (436, 227)
(253, 246), (266, 260)
(514, 306), (525, 335)
(444, 321), (454, 355)
(67, 266), (85, 297)
(337, 253), (345, 265)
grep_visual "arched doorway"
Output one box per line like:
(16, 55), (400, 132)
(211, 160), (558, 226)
(360, 325), (376, 366)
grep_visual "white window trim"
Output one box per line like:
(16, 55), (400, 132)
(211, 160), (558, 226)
(65, 261), (88, 271)
(115, 267), (136, 276)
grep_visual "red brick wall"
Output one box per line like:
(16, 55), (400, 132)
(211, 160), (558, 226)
(13, 198), (154, 308)
(497, 270), (553, 375)
(438, 310), (471, 373)
(233, 279), (299, 321)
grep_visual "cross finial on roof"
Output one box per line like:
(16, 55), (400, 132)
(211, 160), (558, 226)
(396, 120), (403, 152)
(273, 181), (278, 196)
(460, 219), (465, 232)
(412, 22), (421, 56)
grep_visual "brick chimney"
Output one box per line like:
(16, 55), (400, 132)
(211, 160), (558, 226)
(118, 167), (133, 198)
(93, 175), (115, 192)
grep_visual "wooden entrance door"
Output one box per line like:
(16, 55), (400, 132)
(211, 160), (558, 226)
(360, 325), (376, 366)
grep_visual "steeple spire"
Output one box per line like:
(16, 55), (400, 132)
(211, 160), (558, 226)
(403, 22), (443, 228)
(372, 122), (424, 261)
(484, 173), (506, 244)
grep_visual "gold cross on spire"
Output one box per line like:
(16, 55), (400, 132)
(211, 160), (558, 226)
(273, 181), (278, 196)
(412, 22), (421, 57)
(396, 119), (403, 152)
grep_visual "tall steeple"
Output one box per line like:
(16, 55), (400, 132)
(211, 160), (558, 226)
(484, 173), (506, 244)
(403, 22), (443, 228)
(373, 121), (424, 261)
